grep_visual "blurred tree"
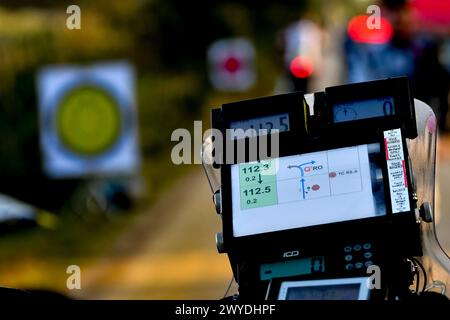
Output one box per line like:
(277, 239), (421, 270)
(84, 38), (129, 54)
(0, 0), (311, 210)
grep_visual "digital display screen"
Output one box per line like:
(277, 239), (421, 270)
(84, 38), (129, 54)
(229, 113), (289, 139)
(231, 143), (386, 237)
(333, 96), (395, 123)
(278, 277), (370, 300)
(260, 256), (325, 281)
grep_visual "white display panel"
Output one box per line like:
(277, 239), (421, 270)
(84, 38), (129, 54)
(278, 277), (370, 300)
(231, 143), (386, 237)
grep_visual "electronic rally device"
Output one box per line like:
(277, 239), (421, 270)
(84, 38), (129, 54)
(202, 77), (445, 300)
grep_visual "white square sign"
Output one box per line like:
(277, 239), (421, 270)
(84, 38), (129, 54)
(37, 61), (140, 178)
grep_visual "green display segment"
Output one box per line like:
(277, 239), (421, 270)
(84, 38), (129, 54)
(239, 160), (278, 209)
(260, 256), (325, 281)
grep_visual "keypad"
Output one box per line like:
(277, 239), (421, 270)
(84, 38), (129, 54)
(343, 242), (374, 271)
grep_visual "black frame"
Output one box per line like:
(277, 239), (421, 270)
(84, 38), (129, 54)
(220, 134), (415, 255)
(210, 77), (421, 299)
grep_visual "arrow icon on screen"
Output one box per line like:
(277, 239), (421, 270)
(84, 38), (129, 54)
(301, 178), (306, 199)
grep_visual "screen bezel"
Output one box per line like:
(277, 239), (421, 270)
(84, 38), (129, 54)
(220, 92), (306, 133)
(325, 77), (417, 139)
(277, 277), (370, 300)
(220, 131), (415, 254)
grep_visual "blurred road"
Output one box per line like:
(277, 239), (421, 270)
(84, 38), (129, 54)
(76, 169), (235, 299)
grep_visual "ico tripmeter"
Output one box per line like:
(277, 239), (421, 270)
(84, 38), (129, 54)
(210, 77), (420, 300)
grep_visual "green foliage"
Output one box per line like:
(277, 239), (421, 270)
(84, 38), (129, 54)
(138, 73), (205, 156)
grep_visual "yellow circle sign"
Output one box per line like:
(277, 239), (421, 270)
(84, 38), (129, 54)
(56, 87), (121, 156)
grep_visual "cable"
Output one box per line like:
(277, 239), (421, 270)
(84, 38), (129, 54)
(265, 279), (273, 301)
(432, 209), (450, 261)
(223, 275), (234, 299)
(411, 257), (427, 293)
(201, 157), (215, 194)
(407, 258), (420, 295)
(414, 264), (420, 295)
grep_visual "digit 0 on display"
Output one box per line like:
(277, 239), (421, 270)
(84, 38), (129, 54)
(333, 96), (395, 123)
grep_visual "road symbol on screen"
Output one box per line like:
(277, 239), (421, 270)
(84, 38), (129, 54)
(237, 147), (364, 210)
(288, 161), (317, 199)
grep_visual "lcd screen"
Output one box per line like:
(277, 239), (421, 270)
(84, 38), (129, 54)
(278, 278), (370, 300)
(260, 256), (325, 281)
(333, 96), (394, 123)
(229, 113), (289, 139)
(231, 143), (386, 237)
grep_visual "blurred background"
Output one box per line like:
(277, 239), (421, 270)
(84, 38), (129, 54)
(0, 0), (448, 299)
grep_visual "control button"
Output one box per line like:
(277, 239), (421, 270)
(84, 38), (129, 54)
(363, 243), (372, 250)
(365, 261), (373, 267)
(364, 252), (373, 259)
(355, 262), (364, 269)
(215, 232), (225, 254)
(353, 244), (362, 251)
(345, 263), (354, 270)
(344, 255), (353, 262)
(213, 190), (222, 214)
(344, 246), (352, 253)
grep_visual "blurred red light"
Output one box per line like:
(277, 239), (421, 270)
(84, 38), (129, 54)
(223, 56), (241, 73)
(289, 56), (313, 78)
(347, 15), (393, 44)
(410, 0), (450, 26)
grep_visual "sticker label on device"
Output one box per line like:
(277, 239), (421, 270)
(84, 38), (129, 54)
(384, 128), (410, 213)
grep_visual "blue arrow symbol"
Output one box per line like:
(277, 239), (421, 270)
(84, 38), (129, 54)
(301, 178), (306, 199)
(288, 161), (316, 199)
(298, 160), (315, 167)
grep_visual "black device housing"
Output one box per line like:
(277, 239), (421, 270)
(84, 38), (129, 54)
(210, 77), (420, 300)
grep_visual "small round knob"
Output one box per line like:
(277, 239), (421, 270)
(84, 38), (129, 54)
(216, 232), (225, 253)
(213, 190), (221, 214)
